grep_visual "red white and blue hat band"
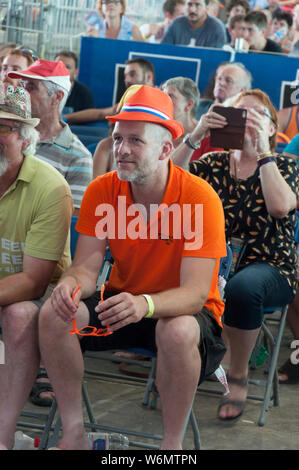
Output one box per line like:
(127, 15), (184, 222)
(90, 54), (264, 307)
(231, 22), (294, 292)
(121, 104), (172, 121)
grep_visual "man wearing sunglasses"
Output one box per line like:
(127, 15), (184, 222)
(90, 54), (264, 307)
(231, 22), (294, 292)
(0, 85), (73, 450)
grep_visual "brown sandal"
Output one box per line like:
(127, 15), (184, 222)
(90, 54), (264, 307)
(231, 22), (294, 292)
(217, 376), (248, 423)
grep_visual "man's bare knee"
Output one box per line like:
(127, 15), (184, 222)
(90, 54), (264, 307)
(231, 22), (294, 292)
(1, 302), (39, 344)
(156, 316), (200, 353)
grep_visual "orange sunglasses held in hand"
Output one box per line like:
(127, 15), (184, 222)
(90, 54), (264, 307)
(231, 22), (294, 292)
(69, 284), (113, 337)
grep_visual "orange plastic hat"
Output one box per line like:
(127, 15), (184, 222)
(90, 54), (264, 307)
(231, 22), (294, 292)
(106, 85), (184, 140)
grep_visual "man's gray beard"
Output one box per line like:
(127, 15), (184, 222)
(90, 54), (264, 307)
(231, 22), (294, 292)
(0, 153), (8, 177)
(117, 167), (147, 185)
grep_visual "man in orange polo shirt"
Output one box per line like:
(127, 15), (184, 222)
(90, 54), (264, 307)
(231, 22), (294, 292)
(39, 86), (226, 450)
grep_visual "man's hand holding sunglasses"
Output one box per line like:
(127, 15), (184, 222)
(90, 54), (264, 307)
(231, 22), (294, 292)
(95, 292), (150, 332)
(51, 277), (81, 324)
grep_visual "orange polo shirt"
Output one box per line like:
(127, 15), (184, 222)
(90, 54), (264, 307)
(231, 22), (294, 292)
(76, 160), (226, 325)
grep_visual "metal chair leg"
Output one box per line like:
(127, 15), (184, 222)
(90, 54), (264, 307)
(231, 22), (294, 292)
(257, 306), (288, 426)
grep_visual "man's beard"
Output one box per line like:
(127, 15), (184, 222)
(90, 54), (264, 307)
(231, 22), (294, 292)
(0, 152), (8, 177)
(117, 166), (147, 185)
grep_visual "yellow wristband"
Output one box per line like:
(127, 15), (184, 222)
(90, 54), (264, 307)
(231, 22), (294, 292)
(141, 294), (155, 318)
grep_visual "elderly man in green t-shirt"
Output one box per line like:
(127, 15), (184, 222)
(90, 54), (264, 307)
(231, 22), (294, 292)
(0, 84), (73, 450)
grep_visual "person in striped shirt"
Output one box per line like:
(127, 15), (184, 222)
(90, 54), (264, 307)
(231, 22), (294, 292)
(9, 59), (93, 217)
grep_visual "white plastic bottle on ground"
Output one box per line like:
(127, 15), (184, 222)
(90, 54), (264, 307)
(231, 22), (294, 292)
(13, 431), (40, 450)
(88, 432), (129, 450)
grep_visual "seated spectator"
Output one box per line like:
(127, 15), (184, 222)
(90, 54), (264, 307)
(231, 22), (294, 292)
(188, 89), (298, 422)
(0, 42), (17, 72)
(91, 58), (156, 177)
(0, 48), (35, 85)
(161, 0), (226, 48)
(277, 105), (299, 141)
(161, 76), (200, 147)
(172, 103), (228, 168)
(9, 60), (93, 406)
(86, 0), (143, 41)
(226, 0), (250, 21)
(54, 50), (95, 113)
(64, 57), (155, 125)
(38, 85), (227, 450)
(268, 10), (294, 53)
(225, 0), (250, 42)
(140, 0), (185, 43)
(223, 14), (250, 50)
(9, 59), (93, 218)
(0, 85), (73, 449)
(197, 61), (252, 119)
(243, 10), (283, 53)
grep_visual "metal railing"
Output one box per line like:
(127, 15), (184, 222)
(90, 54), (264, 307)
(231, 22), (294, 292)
(0, 0), (164, 59)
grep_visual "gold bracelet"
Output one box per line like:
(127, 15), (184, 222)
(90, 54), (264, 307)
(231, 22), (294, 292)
(256, 151), (273, 161)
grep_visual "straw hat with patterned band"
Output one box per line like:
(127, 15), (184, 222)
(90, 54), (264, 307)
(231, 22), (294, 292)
(0, 83), (40, 127)
(7, 59), (71, 95)
(106, 85), (184, 140)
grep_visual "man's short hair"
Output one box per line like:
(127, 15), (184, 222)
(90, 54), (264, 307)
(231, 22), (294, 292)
(272, 10), (293, 28)
(125, 57), (155, 84)
(162, 76), (200, 117)
(226, 0), (250, 13)
(228, 14), (245, 30)
(163, 0), (185, 15)
(217, 61), (253, 91)
(55, 50), (78, 68)
(244, 11), (268, 30)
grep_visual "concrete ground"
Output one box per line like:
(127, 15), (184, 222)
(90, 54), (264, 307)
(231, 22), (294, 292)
(15, 319), (299, 452)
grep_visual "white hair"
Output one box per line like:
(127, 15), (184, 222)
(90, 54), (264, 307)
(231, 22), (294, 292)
(19, 122), (40, 156)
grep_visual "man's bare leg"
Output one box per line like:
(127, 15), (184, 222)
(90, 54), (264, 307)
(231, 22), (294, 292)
(155, 316), (201, 450)
(39, 298), (91, 450)
(0, 302), (40, 449)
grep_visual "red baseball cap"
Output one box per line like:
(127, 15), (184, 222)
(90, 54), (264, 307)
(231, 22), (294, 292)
(8, 59), (71, 93)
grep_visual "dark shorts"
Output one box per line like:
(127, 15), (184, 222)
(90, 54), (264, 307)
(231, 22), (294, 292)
(81, 291), (226, 384)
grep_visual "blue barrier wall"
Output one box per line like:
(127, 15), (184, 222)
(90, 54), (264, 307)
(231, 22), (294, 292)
(78, 37), (299, 111)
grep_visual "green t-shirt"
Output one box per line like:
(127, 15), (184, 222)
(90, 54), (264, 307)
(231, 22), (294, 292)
(0, 154), (73, 285)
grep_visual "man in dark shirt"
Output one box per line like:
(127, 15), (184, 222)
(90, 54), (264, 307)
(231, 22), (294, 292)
(243, 11), (283, 53)
(162, 0), (226, 48)
(55, 50), (95, 113)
